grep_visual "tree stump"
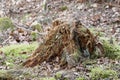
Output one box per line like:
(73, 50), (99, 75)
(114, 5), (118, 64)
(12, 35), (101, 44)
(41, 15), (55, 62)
(23, 20), (104, 67)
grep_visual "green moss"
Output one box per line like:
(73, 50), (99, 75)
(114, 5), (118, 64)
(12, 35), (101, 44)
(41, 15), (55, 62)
(72, 49), (82, 63)
(0, 69), (32, 80)
(0, 42), (38, 55)
(40, 77), (56, 80)
(82, 59), (97, 66)
(31, 31), (38, 41)
(91, 68), (117, 79)
(89, 27), (105, 37)
(0, 17), (14, 31)
(0, 42), (38, 67)
(55, 72), (63, 79)
(55, 72), (68, 80)
(75, 77), (85, 80)
(31, 23), (42, 32)
(102, 40), (120, 59)
(90, 67), (118, 80)
(60, 6), (68, 11)
(89, 27), (120, 59)
(0, 70), (13, 80)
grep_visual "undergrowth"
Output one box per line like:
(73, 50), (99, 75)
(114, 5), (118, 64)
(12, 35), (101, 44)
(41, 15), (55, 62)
(102, 38), (120, 59)
(0, 42), (38, 67)
(90, 67), (118, 80)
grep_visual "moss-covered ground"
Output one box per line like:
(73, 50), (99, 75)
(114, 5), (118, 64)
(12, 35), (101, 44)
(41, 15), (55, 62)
(0, 39), (119, 79)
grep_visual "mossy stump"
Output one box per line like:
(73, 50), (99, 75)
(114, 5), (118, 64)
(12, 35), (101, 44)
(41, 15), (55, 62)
(23, 20), (104, 67)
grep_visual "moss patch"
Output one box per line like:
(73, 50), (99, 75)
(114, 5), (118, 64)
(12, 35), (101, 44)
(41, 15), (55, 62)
(40, 77), (56, 80)
(102, 39), (120, 59)
(31, 31), (39, 41)
(31, 23), (42, 32)
(75, 77), (85, 80)
(0, 42), (38, 67)
(0, 70), (13, 80)
(90, 67), (118, 80)
(0, 17), (14, 31)
(59, 6), (68, 11)
(1, 42), (38, 56)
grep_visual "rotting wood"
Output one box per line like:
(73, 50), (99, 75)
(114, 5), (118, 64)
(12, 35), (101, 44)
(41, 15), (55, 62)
(23, 20), (104, 67)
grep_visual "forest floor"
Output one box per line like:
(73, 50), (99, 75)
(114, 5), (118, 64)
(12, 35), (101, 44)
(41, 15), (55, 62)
(0, 0), (120, 80)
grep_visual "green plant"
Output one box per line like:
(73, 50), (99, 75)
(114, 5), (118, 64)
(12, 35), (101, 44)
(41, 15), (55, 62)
(31, 31), (38, 41)
(0, 42), (38, 67)
(90, 67), (118, 80)
(55, 72), (68, 80)
(31, 23), (42, 32)
(102, 40), (120, 59)
(0, 17), (14, 31)
(0, 70), (13, 80)
(40, 77), (56, 80)
(89, 27), (120, 59)
(75, 77), (85, 80)
(89, 27), (105, 37)
(0, 42), (38, 55)
(60, 6), (68, 11)
(55, 72), (63, 79)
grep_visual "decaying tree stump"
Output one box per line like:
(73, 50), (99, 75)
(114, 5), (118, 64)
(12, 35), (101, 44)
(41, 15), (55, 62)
(23, 20), (104, 67)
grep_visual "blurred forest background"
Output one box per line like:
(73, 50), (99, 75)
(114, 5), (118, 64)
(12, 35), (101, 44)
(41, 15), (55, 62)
(0, 0), (120, 80)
